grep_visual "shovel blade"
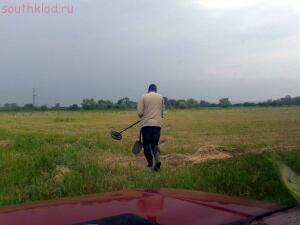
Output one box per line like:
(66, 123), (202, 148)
(132, 141), (143, 155)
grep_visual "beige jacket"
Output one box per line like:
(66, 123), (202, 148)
(137, 92), (164, 127)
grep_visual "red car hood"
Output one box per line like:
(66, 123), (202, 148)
(0, 189), (279, 225)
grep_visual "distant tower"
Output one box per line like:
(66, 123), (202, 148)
(33, 88), (36, 106)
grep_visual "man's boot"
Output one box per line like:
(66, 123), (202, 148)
(153, 146), (161, 171)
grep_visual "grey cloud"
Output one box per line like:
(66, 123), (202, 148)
(0, 0), (299, 105)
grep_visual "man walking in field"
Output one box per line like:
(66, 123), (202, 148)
(137, 84), (164, 171)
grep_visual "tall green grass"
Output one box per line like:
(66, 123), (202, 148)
(0, 108), (300, 207)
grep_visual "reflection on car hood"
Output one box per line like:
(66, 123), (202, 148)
(0, 189), (280, 225)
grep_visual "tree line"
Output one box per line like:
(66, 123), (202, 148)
(0, 95), (299, 112)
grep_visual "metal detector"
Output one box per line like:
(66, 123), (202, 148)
(111, 120), (141, 141)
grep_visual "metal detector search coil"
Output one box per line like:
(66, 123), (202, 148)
(111, 131), (122, 140)
(111, 120), (141, 141)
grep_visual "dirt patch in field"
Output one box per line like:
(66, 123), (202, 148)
(0, 140), (15, 149)
(104, 145), (234, 168)
(164, 145), (233, 166)
(53, 165), (70, 183)
(274, 144), (300, 152)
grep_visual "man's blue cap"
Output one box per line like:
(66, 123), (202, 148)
(148, 84), (157, 92)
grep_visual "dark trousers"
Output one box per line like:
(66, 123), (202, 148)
(141, 126), (161, 166)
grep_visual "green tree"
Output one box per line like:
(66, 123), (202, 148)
(81, 99), (97, 110)
(176, 99), (188, 109)
(105, 100), (114, 109)
(199, 100), (210, 107)
(116, 97), (134, 109)
(68, 104), (80, 110)
(163, 97), (177, 109)
(163, 97), (170, 109)
(186, 98), (199, 108)
(3, 103), (19, 111)
(40, 105), (49, 111)
(219, 98), (231, 107)
(280, 95), (292, 105)
(24, 104), (35, 110)
(54, 103), (61, 109)
(97, 100), (108, 109)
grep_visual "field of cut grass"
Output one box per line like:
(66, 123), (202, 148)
(0, 107), (300, 207)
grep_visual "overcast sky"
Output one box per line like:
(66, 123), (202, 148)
(0, 0), (299, 105)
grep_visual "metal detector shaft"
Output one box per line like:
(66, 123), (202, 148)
(119, 120), (141, 134)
